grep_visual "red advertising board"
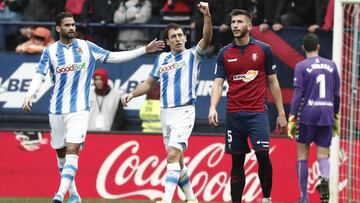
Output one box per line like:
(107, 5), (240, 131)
(0, 131), (352, 202)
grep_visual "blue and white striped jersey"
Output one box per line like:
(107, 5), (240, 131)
(150, 46), (204, 108)
(36, 39), (110, 114)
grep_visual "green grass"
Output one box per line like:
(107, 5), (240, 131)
(0, 198), (211, 203)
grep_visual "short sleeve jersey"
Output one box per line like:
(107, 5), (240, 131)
(291, 56), (340, 125)
(36, 39), (110, 114)
(149, 45), (204, 108)
(214, 38), (276, 112)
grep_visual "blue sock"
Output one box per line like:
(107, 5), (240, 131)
(297, 160), (308, 200)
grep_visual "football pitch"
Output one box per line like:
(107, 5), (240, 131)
(0, 198), (211, 203)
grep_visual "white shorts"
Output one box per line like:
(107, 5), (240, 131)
(49, 110), (89, 149)
(160, 105), (195, 151)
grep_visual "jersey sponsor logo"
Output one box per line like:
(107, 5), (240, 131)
(252, 53), (258, 61)
(56, 62), (86, 73)
(227, 58), (237, 62)
(159, 60), (186, 73)
(308, 99), (333, 107)
(233, 70), (258, 82)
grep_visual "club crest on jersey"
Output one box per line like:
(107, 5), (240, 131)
(252, 53), (258, 61)
(233, 70), (258, 82)
(77, 47), (83, 54)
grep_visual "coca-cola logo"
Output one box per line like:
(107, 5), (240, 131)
(96, 141), (276, 202)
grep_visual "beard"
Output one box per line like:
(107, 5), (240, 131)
(233, 28), (248, 39)
(61, 32), (75, 40)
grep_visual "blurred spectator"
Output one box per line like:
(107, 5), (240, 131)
(191, 0), (231, 55)
(21, 0), (65, 21)
(81, 0), (119, 51)
(4, 26), (33, 51)
(322, 0), (333, 32)
(0, 0), (22, 50)
(272, 0), (327, 32)
(231, 0), (276, 32)
(161, 0), (195, 25)
(15, 27), (54, 54)
(113, 0), (152, 50)
(65, 0), (85, 22)
(148, 0), (162, 39)
(139, 83), (161, 133)
(88, 68), (124, 131)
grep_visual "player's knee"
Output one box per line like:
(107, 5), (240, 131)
(166, 147), (181, 163)
(231, 154), (245, 174)
(317, 146), (330, 159)
(255, 151), (272, 167)
(66, 143), (81, 155)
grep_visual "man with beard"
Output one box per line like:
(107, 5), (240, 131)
(22, 12), (164, 203)
(208, 9), (287, 203)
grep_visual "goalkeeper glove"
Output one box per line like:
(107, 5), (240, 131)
(287, 115), (297, 139)
(333, 113), (340, 136)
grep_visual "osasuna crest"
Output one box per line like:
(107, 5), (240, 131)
(252, 53), (258, 61)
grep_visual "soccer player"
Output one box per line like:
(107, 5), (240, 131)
(208, 9), (287, 203)
(121, 2), (212, 203)
(287, 33), (340, 203)
(22, 12), (164, 203)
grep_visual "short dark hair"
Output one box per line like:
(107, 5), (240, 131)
(163, 23), (185, 40)
(55, 12), (74, 26)
(230, 9), (252, 22)
(303, 33), (319, 52)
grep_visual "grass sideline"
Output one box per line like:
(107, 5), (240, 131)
(0, 198), (213, 203)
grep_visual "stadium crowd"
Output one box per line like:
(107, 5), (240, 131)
(0, 0), (332, 54)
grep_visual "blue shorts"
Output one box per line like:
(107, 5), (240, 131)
(225, 111), (270, 154)
(297, 124), (332, 147)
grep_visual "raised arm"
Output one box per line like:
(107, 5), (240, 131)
(106, 39), (165, 63)
(197, 2), (212, 51)
(267, 74), (287, 132)
(121, 76), (157, 107)
(208, 77), (225, 127)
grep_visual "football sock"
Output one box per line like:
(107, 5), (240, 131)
(178, 165), (195, 200)
(163, 162), (181, 203)
(318, 158), (330, 178)
(57, 157), (79, 196)
(297, 160), (308, 200)
(56, 154), (79, 198)
(230, 154), (246, 203)
(255, 151), (273, 198)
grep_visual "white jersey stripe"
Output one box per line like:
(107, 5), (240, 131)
(69, 40), (82, 112)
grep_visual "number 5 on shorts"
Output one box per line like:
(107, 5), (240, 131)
(227, 130), (232, 143)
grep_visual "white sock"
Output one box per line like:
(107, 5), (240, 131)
(56, 154), (78, 198)
(57, 157), (79, 196)
(163, 163), (181, 203)
(178, 165), (195, 200)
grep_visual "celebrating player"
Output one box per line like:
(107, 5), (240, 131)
(121, 2), (212, 203)
(287, 33), (340, 203)
(22, 12), (164, 203)
(208, 9), (287, 203)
